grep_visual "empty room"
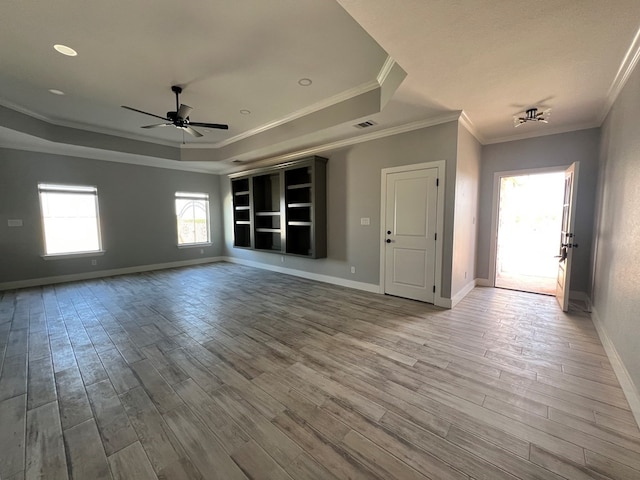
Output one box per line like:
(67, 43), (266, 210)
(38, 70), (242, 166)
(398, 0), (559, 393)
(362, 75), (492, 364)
(1, 1), (640, 479)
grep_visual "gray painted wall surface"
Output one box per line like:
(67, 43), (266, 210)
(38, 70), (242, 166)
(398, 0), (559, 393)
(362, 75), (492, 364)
(223, 121), (459, 296)
(591, 62), (640, 392)
(477, 129), (600, 293)
(0, 148), (222, 283)
(452, 125), (481, 297)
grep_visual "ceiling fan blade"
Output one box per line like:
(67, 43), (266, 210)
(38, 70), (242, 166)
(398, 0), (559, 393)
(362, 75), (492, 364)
(141, 123), (172, 129)
(121, 105), (170, 121)
(189, 122), (229, 130)
(182, 126), (203, 138)
(177, 104), (193, 120)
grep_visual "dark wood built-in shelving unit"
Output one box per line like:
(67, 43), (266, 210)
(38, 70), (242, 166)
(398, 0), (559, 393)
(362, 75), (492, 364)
(229, 156), (327, 258)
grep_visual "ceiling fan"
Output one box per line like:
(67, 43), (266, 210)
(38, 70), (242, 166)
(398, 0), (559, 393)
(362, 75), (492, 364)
(122, 86), (228, 138)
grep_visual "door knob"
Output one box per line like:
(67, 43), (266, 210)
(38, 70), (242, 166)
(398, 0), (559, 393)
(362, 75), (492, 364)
(387, 230), (392, 235)
(386, 239), (391, 243)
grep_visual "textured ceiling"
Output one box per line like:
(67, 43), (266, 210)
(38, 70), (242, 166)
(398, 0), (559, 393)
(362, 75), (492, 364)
(0, 0), (639, 172)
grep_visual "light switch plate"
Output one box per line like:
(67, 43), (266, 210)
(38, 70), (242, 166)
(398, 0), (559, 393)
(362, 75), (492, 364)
(7, 219), (23, 227)
(360, 217), (370, 226)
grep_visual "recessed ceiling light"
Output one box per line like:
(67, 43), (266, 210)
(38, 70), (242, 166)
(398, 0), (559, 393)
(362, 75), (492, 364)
(240, 109), (251, 115)
(298, 78), (312, 87)
(48, 89), (65, 96)
(53, 44), (78, 57)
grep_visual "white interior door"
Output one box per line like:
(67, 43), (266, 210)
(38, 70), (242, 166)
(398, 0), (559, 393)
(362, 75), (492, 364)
(384, 168), (438, 303)
(556, 162), (580, 311)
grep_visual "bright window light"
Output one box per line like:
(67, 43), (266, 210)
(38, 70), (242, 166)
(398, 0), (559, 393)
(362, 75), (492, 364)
(38, 184), (102, 255)
(175, 192), (210, 245)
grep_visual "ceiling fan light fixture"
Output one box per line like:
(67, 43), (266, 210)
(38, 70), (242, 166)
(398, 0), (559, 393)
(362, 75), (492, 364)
(53, 44), (78, 57)
(514, 107), (551, 127)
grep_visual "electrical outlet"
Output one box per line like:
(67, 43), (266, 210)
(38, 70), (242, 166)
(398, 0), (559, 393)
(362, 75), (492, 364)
(281, 256), (285, 263)
(91, 259), (97, 266)
(350, 266), (356, 274)
(200, 248), (204, 254)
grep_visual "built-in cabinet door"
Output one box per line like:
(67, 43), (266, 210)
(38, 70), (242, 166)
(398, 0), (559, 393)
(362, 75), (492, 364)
(384, 167), (438, 303)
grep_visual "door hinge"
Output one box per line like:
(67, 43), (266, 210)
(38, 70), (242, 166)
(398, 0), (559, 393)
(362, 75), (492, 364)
(434, 232), (437, 241)
(436, 178), (439, 187)
(433, 285), (436, 293)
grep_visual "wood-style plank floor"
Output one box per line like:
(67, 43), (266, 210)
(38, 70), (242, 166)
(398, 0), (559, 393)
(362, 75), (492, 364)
(1, 262), (639, 480)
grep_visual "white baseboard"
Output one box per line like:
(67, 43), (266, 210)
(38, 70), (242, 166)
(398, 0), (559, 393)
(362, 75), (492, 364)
(450, 279), (477, 308)
(223, 257), (380, 293)
(0, 257), (225, 291)
(475, 277), (493, 287)
(591, 306), (640, 428)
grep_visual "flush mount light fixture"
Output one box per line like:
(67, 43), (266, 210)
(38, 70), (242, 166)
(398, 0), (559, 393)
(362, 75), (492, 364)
(514, 107), (551, 127)
(239, 109), (251, 115)
(48, 89), (65, 95)
(53, 44), (78, 56)
(298, 78), (312, 87)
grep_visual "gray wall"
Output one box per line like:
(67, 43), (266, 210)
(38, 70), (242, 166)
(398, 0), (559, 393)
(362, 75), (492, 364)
(223, 121), (459, 296)
(477, 128), (600, 293)
(591, 61), (640, 392)
(0, 148), (222, 284)
(452, 124), (481, 297)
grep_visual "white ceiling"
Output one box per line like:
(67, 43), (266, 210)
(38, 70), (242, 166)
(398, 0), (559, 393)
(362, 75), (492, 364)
(1, 0), (639, 173)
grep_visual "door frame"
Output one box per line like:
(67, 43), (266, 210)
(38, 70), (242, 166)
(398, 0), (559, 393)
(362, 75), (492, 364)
(379, 160), (446, 307)
(486, 165), (568, 288)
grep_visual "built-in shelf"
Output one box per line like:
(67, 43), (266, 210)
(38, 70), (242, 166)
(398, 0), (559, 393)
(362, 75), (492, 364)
(287, 183), (312, 190)
(229, 156), (327, 258)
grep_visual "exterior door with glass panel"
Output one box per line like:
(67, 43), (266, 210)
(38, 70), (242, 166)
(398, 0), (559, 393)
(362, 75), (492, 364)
(556, 162), (580, 311)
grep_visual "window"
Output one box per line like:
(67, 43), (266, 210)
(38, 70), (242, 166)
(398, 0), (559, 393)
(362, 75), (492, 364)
(175, 192), (210, 245)
(38, 184), (102, 256)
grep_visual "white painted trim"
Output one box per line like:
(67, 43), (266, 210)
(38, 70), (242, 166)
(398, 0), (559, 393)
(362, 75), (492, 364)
(488, 166), (568, 289)
(458, 111), (485, 144)
(377, 56), (397, 85)
(208, 79), (381, 149)
(223, 257), (380, 293)
(222, 112), (462, 174)
(483, 122), (600, 146)
(599, 25), (640, 125)
(591, 307), (640, 428)
(379, 160), (447, 307)
(0, 257), (225, 291)
(451, 280), (476, 308)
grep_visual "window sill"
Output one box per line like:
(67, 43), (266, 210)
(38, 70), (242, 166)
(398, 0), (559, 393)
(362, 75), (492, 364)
(177, 243), (212, 249)
(41, 250), (106, 260)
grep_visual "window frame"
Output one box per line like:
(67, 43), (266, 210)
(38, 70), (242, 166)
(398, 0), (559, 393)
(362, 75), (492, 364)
(175, 191), (211, 247)
(38, 183), (104, 259)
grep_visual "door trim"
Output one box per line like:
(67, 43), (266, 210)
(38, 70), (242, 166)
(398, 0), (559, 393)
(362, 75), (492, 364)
(488, 165), (568, 288)
(379, 160), (446, 307)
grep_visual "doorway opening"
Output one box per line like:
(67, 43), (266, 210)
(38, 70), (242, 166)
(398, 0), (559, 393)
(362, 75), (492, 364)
(495, 171), (565, 295)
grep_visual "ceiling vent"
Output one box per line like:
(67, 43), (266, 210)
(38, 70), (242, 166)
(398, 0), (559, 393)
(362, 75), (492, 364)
(354, 120), (377, 129)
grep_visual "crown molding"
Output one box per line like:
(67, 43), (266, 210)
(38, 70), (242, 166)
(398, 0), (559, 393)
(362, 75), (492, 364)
(483, 121), (601, 146)
(222, 111), (462, 174)
(458, 111), (485, 144)
(188, 55), (398, 150)
(599, 25), (640, 124)
(0, 139), (222, 174)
